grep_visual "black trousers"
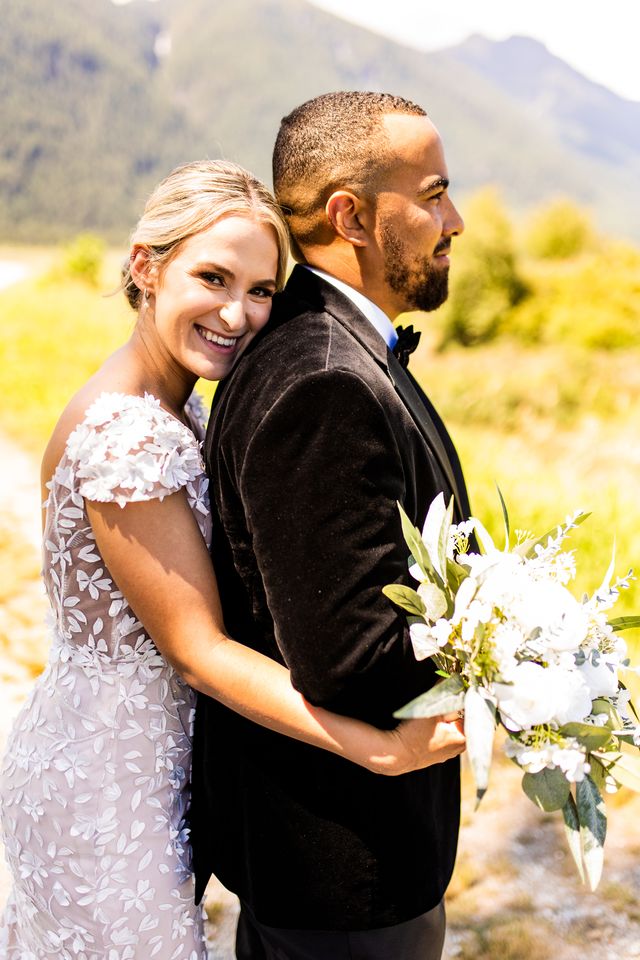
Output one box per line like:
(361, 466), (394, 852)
(235, 900), (446, 960)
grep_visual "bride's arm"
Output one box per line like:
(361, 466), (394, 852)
(87, 491), (465, 776)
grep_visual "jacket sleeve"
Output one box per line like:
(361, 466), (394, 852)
(238, 367), (438, 725)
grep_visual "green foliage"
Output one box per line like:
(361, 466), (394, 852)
(428, 189), (640, 351)
(438, 189), (529, 347)
(525, 198), (596, 259)
(510, 242), (640, 349)
(62, 233), (105, 286)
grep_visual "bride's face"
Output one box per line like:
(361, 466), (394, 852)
(148, 214), (279, 382)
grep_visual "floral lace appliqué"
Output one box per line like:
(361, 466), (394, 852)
(0, 391), (211, 959)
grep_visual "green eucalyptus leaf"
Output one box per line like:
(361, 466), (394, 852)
(588, 756), (608, 795)
(576, 775), (606, 892)
(394, 674), (465, 720)
(496, 484), (510, 551)
(523, 511), (591, 560)
(608, 616), (640, 633)
(465, 686), (496, 807)
(560, 722), (613, 750)
(597, 744), (640, 792)
(591, 699), (620, 726)
(562, 794), (585, 884)
(398, 503), (438, 583)
(382, 584), (426, 617)
(522, 767), (570, 812)
(436, 496), (455, 587)
(445, 557), (469, 589)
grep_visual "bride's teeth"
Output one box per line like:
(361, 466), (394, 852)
(198, 327), (236, 347)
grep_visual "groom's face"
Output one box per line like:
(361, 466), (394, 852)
(373, 114), (464, 314)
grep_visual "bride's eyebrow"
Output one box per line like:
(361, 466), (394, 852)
(194, 261), (233, 277)
(194, 262), (277, 288)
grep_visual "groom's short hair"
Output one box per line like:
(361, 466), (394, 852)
(272, 91), (426, 257)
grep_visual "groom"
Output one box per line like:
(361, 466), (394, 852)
(193, 91), (471, 958)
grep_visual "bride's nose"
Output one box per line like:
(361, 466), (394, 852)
(218, 297), (245, 330)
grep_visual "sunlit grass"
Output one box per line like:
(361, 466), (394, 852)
(1, 260), (639, 673)
(0, 252), (215, 457)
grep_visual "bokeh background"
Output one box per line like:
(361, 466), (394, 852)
(1, 1), (640, 956)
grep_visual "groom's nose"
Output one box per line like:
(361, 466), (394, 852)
(219, 297), (245, 329)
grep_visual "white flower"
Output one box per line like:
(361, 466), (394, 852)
(551, 743), (591, 782)
(409, 622), (441, 660)
(493, 661), (592, 731)
(421, 493), (449, 579)
(120, 878), (155, 913)
(578, 653), (620, 698)
(504, 735), (590, 782)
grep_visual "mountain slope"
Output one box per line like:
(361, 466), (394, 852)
(447, 34), (640, 171)
(0, 0), (190, 240)
(1, 0), (638, 242)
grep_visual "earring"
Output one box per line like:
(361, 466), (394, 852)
(144, 289), (150, 304)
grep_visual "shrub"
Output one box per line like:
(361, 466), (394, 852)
(62, 233), (105, 285)
(439, 188), (529, 347)
(525, 198), (596, 260)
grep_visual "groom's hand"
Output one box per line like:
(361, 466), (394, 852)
(379, 715), (466, 776)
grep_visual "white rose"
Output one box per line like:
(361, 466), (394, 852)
(511, 580), (589, 651)
(494, 661), (592, 731)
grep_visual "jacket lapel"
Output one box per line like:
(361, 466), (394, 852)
(280, 267), (466, 518)
(386, 350), (464, 518)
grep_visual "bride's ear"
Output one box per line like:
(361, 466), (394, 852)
(129, 245), (155, 297)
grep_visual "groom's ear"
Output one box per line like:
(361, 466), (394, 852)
(325, 191), (370, 247)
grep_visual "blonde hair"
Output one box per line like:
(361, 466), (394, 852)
(122, 159), (289, 309)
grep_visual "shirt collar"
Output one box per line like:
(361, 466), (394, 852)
(303, 266), (398, 349)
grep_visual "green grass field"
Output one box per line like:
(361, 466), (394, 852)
(2, 247), (640, 951)
(1, 248), (639, 658)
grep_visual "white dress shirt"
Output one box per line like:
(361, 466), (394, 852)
(304, 266), (398, 350)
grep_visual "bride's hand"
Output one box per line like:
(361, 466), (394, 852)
(367, 714), (466, 776)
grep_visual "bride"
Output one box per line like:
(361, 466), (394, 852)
(0, 159), (465, 959)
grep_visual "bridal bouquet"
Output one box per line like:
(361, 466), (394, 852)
(385, 493), (640, 890)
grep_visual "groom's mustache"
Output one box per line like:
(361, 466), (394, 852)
(433, 239), (452, 256)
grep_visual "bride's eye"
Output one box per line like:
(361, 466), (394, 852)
(250, 286), (274, 300)
(200, 272), (225, 287)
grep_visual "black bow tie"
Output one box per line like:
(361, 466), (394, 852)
(392, 324), (421, 368)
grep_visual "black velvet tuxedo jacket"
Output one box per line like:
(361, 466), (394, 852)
(191, 265), (471, 930)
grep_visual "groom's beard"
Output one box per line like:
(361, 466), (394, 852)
(381, 225), (450, 312)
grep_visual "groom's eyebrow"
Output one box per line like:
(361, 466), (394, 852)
(418, 176), (449, 197)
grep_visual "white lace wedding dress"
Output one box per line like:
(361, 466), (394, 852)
(0, 392), (211, 960)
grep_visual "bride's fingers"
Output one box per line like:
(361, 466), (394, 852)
(440, 710), (464, 724)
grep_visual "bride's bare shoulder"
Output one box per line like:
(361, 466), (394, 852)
(41, 358), (139, 490)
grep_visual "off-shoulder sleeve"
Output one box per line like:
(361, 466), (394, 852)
(66, 392), (204, 508)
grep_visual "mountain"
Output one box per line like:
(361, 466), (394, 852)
(1, 0), (638, 242)
(446, 34), (640, 171)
